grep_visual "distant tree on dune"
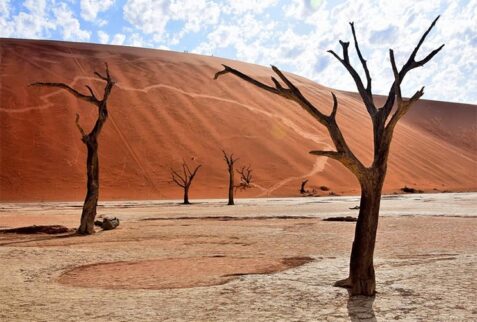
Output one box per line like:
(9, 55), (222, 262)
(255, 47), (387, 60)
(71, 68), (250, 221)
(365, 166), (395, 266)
(30, 63), (115, 235)
(300, 179), (309, 194)
(214, 17), (443, 296)
(222, 150), (239, 205)
(235, 165), (253, 192)
(170, 161), (202, 204)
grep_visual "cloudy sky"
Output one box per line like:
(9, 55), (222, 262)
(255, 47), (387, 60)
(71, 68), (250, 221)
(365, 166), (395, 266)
(1, 0), (476, 104)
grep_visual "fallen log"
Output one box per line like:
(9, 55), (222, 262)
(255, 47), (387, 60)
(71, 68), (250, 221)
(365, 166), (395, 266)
(94, 217), (120, 230)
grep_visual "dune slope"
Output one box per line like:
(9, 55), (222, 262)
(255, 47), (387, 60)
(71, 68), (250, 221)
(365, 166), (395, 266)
(0, 39), (476, 201)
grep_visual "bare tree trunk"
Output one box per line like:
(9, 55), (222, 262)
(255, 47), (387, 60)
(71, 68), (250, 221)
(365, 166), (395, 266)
(228, 167), (234, 205)
(222, 151), (238, 206)
(349, 173), (385, 295)
(184, 185), (190, 205)
(78, 139), (99, 234)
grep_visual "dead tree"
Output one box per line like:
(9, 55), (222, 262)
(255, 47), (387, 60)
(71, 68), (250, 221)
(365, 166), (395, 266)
(170, 162), (202, 204)
(222, 150), (238, 205)
(214, 17), (443, 295)
(30, 63), (115, 235)
(300, 179), (309, 194)
(235, 165), (253, 192)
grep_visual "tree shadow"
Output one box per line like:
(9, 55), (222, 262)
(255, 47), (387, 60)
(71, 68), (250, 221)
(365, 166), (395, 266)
(346, 292), (377, 322)
(0, 230), (80, 246)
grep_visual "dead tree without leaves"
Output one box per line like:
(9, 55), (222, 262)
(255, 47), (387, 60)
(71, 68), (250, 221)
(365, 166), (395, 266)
(235, 165), (253, 192)
(30, 63), (116, 235)
(300, 179), (309, 194)
(214, 17), (444, 295)
(170, 162), (202, 204)
(222, 150), (239, 205)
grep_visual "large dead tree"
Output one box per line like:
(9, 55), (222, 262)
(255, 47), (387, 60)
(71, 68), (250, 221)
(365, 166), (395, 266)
(170, 162), (202, 204)
(222, 150), (238, 205)
(214, 17), (443, 295)
(30, 63), (115, 235)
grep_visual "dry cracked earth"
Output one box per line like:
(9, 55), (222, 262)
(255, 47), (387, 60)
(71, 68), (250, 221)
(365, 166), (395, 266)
(0, 193), (476, 321)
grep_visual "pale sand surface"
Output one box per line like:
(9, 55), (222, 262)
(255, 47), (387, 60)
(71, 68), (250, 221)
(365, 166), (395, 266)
(0, 193), (476, 321)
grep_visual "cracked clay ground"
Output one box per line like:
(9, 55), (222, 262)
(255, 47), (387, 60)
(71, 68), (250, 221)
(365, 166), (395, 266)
(0, 193), (476, 321)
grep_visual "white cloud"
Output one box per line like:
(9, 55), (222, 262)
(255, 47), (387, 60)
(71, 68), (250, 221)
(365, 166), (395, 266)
(125, 33), (149, 47)
(111, 33), (126, 45)
(168, 0), (221, 43)
(0, 0), (10, 17)
(23, 0), (47, 15)
(124, 0), (222, 44)
(80, 0), (114, 22)
(0, 0), (474, 103)
(123, 0), (170, 38)
(0, 0), (55, 39)
(0, 0), (91, 42)
(223, 0), (278, 14)
(97, 30), (109, 44)
(53, 3), (90, 41)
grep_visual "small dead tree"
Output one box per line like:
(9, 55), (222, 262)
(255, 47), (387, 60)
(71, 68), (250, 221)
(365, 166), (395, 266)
(235, 165), (253, 192)
(222, 150), (238, 205)
(214, 17), (443, 295)
(30, 63), (115, 235)
(300, 179), (309, 194)
(170, 162), (201, 204)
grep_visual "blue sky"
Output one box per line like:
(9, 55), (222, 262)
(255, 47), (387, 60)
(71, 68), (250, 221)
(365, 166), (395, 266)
(1, 0), (476, 104)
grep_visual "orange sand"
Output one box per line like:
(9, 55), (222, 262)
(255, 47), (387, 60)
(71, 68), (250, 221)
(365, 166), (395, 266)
(1, 39), (476, 201)
(58, 256), (313, 290)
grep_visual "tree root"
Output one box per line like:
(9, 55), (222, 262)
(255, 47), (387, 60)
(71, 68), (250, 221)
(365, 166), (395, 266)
(334, 277), (352, 289)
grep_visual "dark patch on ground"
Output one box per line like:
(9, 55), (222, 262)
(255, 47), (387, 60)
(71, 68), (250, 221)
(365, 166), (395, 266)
(0, 225), (72, 234)
(401, 186), (424, 193)
(323, 216), (357, 222)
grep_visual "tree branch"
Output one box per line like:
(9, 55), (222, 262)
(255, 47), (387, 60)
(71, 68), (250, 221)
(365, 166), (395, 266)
(171, 168), (186, 187)
(382, 16), (444, 120)
(350, 22), (372, 93)
(190, 165), (202, 181)
(215, 64), (280, 95)
(309, 150), (344, 161)
(85, 85), (98, 102)
(215, 65), (366, 177)
(386, 86), (425, 132)
(328, 36), (376, 116)
(75, 113), (87, 142)
(409, 15), (441, 63)
(30, 82), (97, 103)
(222, 149), (238, 168)
(389, 49), (402, 104)
(329, 92), (338, 120)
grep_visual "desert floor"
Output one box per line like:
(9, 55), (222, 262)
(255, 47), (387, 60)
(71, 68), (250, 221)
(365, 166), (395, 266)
(0, 193), (476, 321)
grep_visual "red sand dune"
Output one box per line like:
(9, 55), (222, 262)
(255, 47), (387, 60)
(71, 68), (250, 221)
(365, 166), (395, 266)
(0, 39), (476, 201)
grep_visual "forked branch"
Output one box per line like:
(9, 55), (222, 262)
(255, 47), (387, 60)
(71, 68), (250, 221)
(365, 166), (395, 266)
(382, 16), (444, 119)
(328, 27), (376, 116)
(222, 149), (239, 169)
(30, 63), (116, 142)
(171, 162), (201, 188)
